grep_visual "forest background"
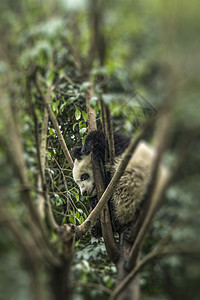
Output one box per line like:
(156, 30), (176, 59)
(0, 0), (200, 299)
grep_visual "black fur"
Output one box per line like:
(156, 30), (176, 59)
(89, 196), (103, 237)
(72, 131), (131, 160)
(88, 196), (99, 209)
(82, 130), (106, 156)
(91, 220), (102, 238)
(113, 132), (131, 156)
(82, 130), (131, 160)
(72, 146), (82, 160)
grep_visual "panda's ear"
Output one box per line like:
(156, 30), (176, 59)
(72, 146), (83, 160)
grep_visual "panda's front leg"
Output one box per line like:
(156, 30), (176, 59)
(88, 195), (103, 238)
(81, 130), (106, 158)
(91, 220), (102, 238)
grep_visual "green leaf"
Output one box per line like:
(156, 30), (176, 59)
(59, 69), (65, 78)
(75, 107), (81, 120)
(49, 128), (55, 137)
(79, 216), (84, 224)
(69, 216), (76, 225)
(52, 101), (59, 115)
(82, 135), (87, 145)
(82, 111), (88, 122)
(46, 70), (55, 87)
(73, 122), (78, 131)
(75, 211), (80, 219)
(79, 121), (86, 129)
(73, 192), (79, 201)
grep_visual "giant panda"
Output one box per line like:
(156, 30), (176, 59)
(72, 130), (167, 234)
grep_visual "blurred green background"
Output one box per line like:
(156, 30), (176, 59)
(0, 0), (200, 299)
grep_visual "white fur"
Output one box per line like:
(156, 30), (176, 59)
(73, 141), (168, 224)
(73, 153), (96, 197)
(109, 142), (168, 224)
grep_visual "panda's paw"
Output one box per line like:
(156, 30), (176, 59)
(91, 221), (102, 238)
(82, 130), (105, 156)
(82, 140), (93, 155)
(72, 146), (83, 160)
(82, 131), (97, 155)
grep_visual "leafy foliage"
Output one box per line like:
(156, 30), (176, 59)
(0, 0), (200, 299)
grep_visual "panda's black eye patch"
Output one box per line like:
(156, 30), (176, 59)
(81, 173), (90, 181)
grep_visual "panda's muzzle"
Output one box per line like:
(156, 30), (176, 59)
(90, 184), (96, 196)
(82, 184), (96, 197)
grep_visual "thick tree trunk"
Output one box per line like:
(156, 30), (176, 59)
(116, 237), (140, 300)
(51, 260), (71, 300)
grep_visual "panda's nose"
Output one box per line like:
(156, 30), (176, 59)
(83, 190), (87, 196)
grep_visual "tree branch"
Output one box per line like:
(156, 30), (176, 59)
(99, 100), (119, 262)
(35, 77), (74, 169)
(37, 104), (49, 219)
(61, 37), (83, 72)
(27, 76), (60, 231)
(88, 0), (106, 68)
(84, 82), (120, 261)
(25, 78), (45, 188)
(101, 100), (115, 160)
(85, 82), (97, 132)
(2, 98), (49, 242)
(113, 113), (199, 299)
(128, 112), (172, 268)
(25, 77), (49, 219)
(45, 190), (60, 232)
(110, 241), (200, 300)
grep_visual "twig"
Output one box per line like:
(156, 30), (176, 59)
(37, 104), (49, 219)
(62, 37), (83, 71)
(35, 78), (74, 169)
(45, 190), (60, 232)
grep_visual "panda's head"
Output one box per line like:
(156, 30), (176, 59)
(72, 147), (96, 197)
